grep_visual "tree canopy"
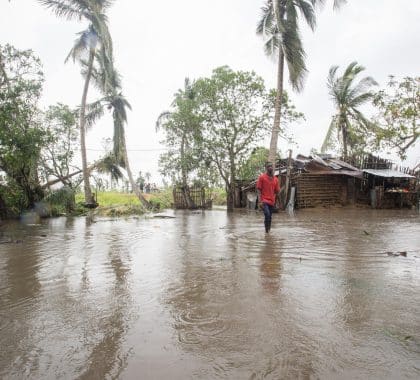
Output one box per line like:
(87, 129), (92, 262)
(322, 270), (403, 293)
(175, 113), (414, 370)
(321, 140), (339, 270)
(372, 76), (419, 160)
(0, 44), (45, 210)
(157, 66), (304, 210)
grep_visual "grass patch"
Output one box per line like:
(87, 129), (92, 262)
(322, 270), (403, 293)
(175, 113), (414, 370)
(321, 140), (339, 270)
(74, 187), (225, 216)
(75, 189), (173, 214)
(76, 191), (141, 207)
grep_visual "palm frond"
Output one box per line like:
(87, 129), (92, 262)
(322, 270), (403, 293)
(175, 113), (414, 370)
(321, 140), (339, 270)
(333, 0), (347, 10)
(264, 34), (281, 57)
(156, 111), (172, 131)
(89, 12), (113, 59)
(256, 1), (275, 36)
(37, 0), (88, 21)
(65, 29), (90, 63)
(348, 76), (378, 99)
(83, 99), (105, 127)
(349, 109), (373, 131)
(321, 116), (338, 153)
(282, 22), (307, 91)
(343, 61), (363, 79)
(296, 0), (317, 31)
(95, 152), (123, 181)
(348, 92), (375, 108)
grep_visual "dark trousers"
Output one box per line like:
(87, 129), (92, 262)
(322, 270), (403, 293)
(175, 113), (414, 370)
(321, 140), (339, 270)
(262, 202), (274, 232)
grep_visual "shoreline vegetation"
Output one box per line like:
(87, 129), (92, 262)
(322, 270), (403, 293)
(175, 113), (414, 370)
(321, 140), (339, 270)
(0, 188), (227, 222)
(74, 188), (227, 218)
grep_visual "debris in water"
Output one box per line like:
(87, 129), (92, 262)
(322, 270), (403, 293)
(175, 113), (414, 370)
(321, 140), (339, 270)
(386, 251), (407, 257)
(363, 230), (370, 235)
(0, 238), (23, 244)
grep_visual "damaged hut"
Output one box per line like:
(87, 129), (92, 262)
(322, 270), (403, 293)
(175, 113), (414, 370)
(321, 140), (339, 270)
(237, 153), (418, 210)
(282, 154), (364, 208)
(237, 154), (363, 209)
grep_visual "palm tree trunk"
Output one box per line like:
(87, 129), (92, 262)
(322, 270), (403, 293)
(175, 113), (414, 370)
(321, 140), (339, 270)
(283, 148), (292, 209)
(341, 117), (348, 160)
(80, 49), (95, 205)
(268, 48), (285, 164)
(342, 129), (348, 159)
(122, 145), (151, 209)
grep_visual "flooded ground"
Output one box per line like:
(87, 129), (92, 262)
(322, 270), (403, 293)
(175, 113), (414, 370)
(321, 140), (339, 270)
(0, 208), (419, 379)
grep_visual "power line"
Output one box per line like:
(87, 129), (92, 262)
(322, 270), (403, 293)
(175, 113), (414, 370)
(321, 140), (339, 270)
(85, 147), (168, 152)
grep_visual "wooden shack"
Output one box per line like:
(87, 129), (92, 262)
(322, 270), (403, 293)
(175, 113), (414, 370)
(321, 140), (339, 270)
(235, 153), (418, 210)
(235, 155), (362, 209)
(363, 169), (417, 208)
(348, 154), (418, 209)
(286, 155), (363, 208)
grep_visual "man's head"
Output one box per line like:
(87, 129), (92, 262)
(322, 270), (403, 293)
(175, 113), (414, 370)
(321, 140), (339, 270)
(266, 162), (274, 176)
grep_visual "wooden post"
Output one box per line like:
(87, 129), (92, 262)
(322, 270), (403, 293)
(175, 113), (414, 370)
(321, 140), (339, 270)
(283, 149), (293, 209)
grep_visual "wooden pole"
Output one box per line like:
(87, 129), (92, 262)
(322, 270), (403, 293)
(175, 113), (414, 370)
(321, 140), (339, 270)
(283, 149), (293, 210)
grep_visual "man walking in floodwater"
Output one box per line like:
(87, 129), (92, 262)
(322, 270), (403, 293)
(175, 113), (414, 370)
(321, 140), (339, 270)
(257, 163), (280, 233)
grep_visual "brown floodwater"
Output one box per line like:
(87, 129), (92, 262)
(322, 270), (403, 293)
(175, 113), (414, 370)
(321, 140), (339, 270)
(0, 208), (419, 379)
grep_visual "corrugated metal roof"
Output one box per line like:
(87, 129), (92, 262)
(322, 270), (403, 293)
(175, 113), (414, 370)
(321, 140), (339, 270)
(308, 170), (363, 178)
(363, 169), (415, 178)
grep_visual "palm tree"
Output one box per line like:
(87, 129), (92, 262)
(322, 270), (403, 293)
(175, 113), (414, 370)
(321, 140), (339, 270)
(38, 0), (114, 207)
(321, 61), (377, 159)
(257, 0), (347, 165)
(257, 0), (316, 164)
(85, 55), (152, 208)
(108, 91), (151, 208)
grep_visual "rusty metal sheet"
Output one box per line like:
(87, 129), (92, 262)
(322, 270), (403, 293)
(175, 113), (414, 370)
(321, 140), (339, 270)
(363, 169), (415, 178)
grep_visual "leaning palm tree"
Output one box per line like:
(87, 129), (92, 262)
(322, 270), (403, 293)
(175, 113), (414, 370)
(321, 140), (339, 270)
(321, 61), (377, 159)
(108, 91), (151, 209)
(38, 0), (114, 207)
(257, 0), (347, 165)
(85, 55), (151, 209)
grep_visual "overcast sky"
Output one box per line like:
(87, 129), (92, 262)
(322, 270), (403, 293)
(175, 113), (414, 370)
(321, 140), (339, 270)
(1, 0), (419, 183)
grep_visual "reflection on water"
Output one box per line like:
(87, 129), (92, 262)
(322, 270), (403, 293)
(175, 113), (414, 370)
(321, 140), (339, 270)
(1, 209), (419, 379)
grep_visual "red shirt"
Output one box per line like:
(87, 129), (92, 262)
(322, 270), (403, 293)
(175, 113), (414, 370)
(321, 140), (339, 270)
(256, 173), (280, 206)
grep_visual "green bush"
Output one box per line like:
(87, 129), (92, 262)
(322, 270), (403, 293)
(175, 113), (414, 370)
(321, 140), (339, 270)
(209, 188), (226, 205)
(149, 188), (173, 209)
(43, 187), (76, 216)
(0, 183), (28, 218)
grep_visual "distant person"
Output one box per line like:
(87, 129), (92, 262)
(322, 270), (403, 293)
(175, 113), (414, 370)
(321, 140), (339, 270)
(256, 162), (280, 233)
